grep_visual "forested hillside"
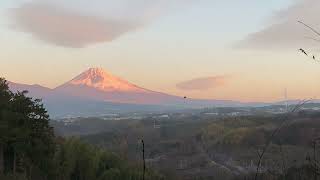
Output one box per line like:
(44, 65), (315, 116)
(53, 110), (320, 179)
(0, 78), (163, 180)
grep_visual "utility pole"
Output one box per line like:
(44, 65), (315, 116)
(313, 140), (317, 180)
(284, 88), (288, 113)
(153, 119), (160, 129)
(141, 139), (146, 180)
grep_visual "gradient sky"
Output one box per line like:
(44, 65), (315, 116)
(1, 0), (320, 102)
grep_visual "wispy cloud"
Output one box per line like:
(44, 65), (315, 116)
(9, 0), (191, 48)
(236, 0), (320, 50)
(176, 76), (228, 91)
(11, 3), (137, 48)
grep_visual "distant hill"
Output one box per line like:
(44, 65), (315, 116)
(8, 81), (52, 98)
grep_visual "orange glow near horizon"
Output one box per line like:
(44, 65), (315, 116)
(1, 0), (320, 103)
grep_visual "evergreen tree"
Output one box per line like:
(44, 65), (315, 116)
(0, 78), (55, 179)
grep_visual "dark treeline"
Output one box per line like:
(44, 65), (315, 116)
(0, 78), (163, 180)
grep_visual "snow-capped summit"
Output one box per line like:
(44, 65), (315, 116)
(57, 67), (148, 93)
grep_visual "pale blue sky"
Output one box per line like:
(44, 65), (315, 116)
(2, 0), (320, 102)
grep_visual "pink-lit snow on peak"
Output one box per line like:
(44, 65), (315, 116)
(65, 68), (148, 92)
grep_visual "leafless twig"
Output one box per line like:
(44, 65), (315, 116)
(298, 21), (320, 37)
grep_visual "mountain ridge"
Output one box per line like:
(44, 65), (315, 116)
(8, 81), (52, 98)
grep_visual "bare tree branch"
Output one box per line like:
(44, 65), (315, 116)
(298, 21), (320, 37)
(254, 99), (311, 180)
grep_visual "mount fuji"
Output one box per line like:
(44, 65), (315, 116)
(8, 68), (265, 118)
(53, 68), (180, 104)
